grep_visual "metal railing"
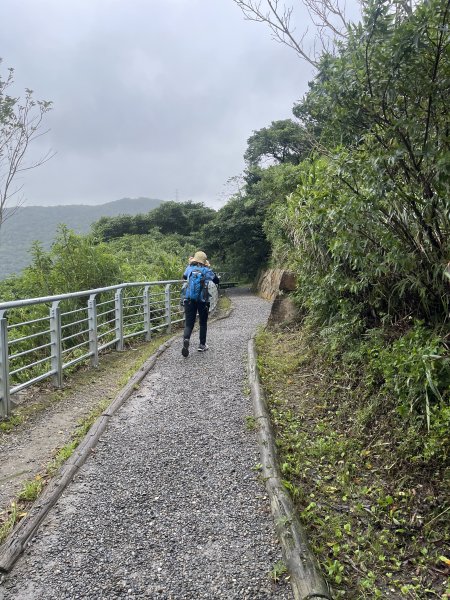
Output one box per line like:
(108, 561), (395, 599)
(0, 280), (219, 418)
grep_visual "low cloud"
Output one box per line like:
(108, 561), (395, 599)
(1, 0), (314, 207)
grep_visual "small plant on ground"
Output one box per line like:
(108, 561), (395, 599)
(255, 327), (450, 599)
(245, 415), (257, 431)
(18, 476), (45, 502)
(268, 560), (288, 582)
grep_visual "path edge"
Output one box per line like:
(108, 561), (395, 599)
(248, 337), (333, 600)
(0, 335), (180, 573)
(0, 297), (235, 574)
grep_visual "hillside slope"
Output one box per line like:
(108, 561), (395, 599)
(0, 197), (163, 279)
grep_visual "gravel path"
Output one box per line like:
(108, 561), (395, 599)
(0, 290), (293, 600)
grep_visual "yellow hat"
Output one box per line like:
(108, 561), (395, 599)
(191, 251), (208, 265)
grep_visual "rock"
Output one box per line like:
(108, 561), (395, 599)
(256, 269), (297, 300)
(256, 269), (299, 326)
(279, 271), (297, 292)
(268, 295), (300, 327)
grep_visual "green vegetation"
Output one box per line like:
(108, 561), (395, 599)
(256, 328), (450, 598)
(91, 200), (215, 242)
(0, 332), (173, 543)
(245, 415), (257, 431)
(0, 197), (162, 279)
(268, 560), (288, 583)
(18, 476), (44, 502)
(0, 1), (448, 591)
(25, 224), (188, 295)
(0, 502), (21, 544)
(258, 0), (449, 470)
(240, 0), (450, 597)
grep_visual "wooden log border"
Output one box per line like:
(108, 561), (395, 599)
(0, 293), (234, 573)
(248, 337), (333, 600)
(0, 334), (182, 572)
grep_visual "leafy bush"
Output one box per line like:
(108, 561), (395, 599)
(261, 0), (450, 463)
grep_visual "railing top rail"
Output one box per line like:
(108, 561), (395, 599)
(0, 280), (183, 311)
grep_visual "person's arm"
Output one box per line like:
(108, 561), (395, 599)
(205, 267), (220, 285)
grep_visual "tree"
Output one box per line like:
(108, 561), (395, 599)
(203, 194), (271, 278)
(232, 0), (352, 66)
(91, 213), (153, 242)
(0, 62), (53, 232)
(244, 119), (312, 167)
(269, 0), (450, 322)
(91, 201), (216, 242)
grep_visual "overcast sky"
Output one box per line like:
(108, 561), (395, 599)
(1, 0), (349, 209)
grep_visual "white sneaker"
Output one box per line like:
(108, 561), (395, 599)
(197, 344), (209, 352)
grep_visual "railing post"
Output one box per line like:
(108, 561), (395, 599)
(143, 285), (151, 341)
(50, 301), (63, 389)
(88, 294), (99, 367)
(115, 288), (124, 351)
(0, 310), (11, 418)
(165, 284), (172, 333)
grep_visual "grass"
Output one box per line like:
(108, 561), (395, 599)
(269, 560), (288, 582)
(18, 476), (45, 502)
(0, 299), (233, 545)
(245, 415), (257, 431)
(0, 331), (173, 544)
(0, 414), (25, 433)
(217, 293), (232, 312)
(0, 502), (21, 543)
(255, 327), (450, 599)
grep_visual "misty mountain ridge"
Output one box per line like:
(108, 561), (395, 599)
(0, 197), (163, 280)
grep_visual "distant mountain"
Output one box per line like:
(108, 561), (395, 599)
(0, 197), (163, 279)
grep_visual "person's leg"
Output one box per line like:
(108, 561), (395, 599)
(182, 301), (197, 356)
(183, 300), (197, 339)
(197, 302), (209, 347)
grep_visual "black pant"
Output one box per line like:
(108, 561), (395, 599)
(183, 300), (209, 345)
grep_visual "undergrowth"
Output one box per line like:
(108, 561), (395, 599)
(0, 297), (231, 544)
(0, 332), (173, 544)
(255, 326), (450, 599)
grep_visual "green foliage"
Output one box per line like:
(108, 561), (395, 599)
(268, 560), (288, 582)
(365, 324), (450, 457)
(288, 0), (449, 319)
(256, 328), (450, 598)
(203, 194), (271, 279)
(262, 0), (450, 448)
(91, 200), (215, 242)
(25, 225), (122, 295)
(204, 163), (303, 279)
(0, 198), (162, 280)
(106, 232), (189, 281)
(18, 476), (44, 502)
(245, 119), (311, 167)
(0, 225), (191, 302)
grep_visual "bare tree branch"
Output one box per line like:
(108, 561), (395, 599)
(232, 0), (353, 65)
(0, 62), (53, 233)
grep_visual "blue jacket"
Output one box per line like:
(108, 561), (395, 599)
(183, 264), (217, 283)
(182, 263), (220, 302)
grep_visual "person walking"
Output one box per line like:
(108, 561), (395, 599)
(181, 251), (219, 357)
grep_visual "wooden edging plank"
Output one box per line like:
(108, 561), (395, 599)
(0, 336), (177, 572)
(248, 337), (333, 600)
(0, 299), (233, 573)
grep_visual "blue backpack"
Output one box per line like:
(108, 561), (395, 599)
(184, 267), (208, 303)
